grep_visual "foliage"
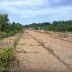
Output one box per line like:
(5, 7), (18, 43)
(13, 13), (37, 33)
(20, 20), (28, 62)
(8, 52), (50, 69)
(0, 47), (13, 72)
(0, 14), (9, 32)
(0, 14), (24, 72)
(0, 14), (23, 39)
(25, 20), (72, 32)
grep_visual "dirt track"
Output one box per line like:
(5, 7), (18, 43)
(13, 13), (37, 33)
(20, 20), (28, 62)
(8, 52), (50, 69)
(14, 29), (72, 72)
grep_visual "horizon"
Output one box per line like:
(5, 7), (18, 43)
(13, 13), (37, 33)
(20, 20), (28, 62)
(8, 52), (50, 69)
(0, 0), (72, 25)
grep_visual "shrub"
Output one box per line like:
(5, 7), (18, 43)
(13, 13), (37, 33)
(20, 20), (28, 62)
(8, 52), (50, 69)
(0, 47), (13, 72)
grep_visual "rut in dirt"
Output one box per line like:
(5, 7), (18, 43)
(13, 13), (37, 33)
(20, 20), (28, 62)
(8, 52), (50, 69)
(13, 29), (72, 72)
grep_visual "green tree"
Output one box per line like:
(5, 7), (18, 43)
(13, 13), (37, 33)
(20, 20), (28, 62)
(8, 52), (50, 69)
(0, 14), (9, 32)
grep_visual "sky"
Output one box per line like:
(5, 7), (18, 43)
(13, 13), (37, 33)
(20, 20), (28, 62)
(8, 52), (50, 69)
(0, 0), (72, 25)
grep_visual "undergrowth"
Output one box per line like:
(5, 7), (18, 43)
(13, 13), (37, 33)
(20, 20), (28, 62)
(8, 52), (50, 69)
(0, 47), (13, 72)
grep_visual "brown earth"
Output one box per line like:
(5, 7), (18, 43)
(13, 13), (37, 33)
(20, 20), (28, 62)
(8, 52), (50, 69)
(0, 29), (72, 72)
(0, 33), (21, 48)
(14, 29), (72, 72)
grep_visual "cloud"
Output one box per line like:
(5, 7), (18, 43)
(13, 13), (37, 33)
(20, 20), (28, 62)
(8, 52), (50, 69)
(47, 0), (61, 4)
(0, 0), (46, 13)
(0, 0), (72, 24)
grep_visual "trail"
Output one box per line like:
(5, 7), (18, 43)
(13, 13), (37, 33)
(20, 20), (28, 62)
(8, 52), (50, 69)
(28, 30), (72, 69)
(15, 29), (72, 72)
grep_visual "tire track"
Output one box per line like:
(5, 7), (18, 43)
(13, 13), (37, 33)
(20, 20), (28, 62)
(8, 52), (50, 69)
(27, 31), (72, 71)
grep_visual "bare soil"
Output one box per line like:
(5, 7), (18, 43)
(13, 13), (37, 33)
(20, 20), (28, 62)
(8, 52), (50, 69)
(0, 33), (21, 48)
(1, 30), (72, 72)
(14, 29), (72, 72)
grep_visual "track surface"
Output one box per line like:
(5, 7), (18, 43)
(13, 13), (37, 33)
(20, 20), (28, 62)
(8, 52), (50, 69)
(15, 29), (72, 72)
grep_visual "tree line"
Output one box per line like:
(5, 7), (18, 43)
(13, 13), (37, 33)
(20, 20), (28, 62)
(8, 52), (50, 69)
(25, 20), (72, 32)
(0, 14), (23, 39)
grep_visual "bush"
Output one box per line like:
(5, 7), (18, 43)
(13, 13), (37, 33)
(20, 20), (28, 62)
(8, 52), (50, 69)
(0, 47), (13, 72)
(0, 31), (17, 39)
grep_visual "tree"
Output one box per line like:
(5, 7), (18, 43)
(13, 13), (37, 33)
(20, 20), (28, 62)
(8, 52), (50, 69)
(0, 14), (23, 38)
(0, 14), (9, 32)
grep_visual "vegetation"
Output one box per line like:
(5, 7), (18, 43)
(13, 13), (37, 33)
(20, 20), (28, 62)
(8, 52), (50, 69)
(0, 47), (13, 72)
(0, 14), (23, 39)
(0, 13), (72, 72)
(0, 14), (24, 72)
(25, 20), (72, 32)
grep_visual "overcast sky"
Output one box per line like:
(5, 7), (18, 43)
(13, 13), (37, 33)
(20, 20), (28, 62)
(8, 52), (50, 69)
(0, 0), (72, 25)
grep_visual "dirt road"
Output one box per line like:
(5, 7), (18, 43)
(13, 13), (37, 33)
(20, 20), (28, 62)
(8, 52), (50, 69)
(14, 29), (72, 72)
